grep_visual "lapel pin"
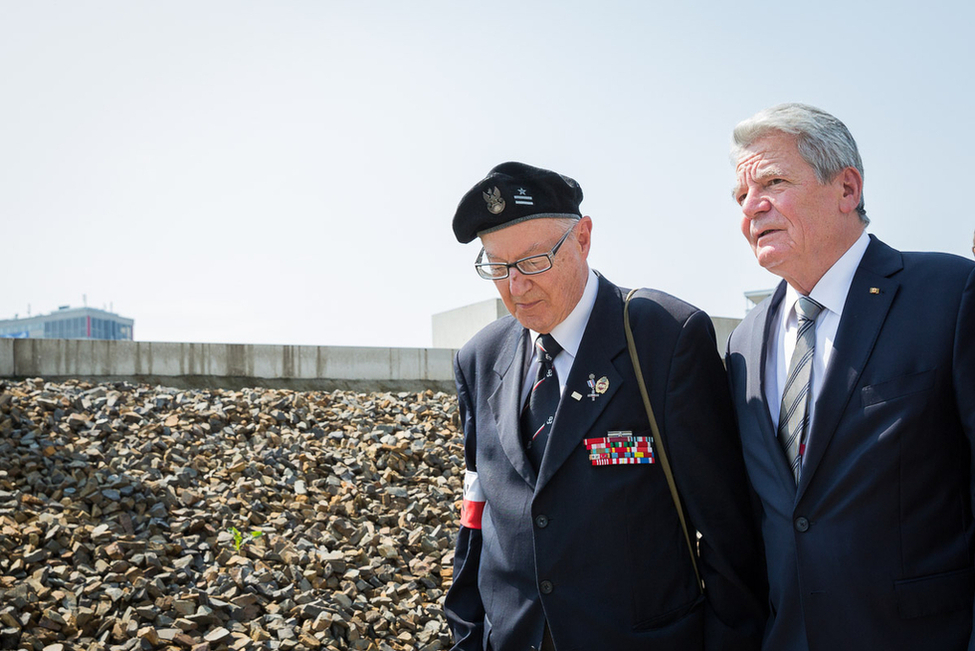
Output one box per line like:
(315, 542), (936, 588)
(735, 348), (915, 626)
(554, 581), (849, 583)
(595, 376), (610, 394)
(587, 374), (599, 401)
(571, 391), (582, 401)
(869, 287), (881, 294)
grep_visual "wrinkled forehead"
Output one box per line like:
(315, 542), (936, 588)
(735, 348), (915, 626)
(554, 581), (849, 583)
(734, 134), (798, 186)
(735, 148), (783, 181)
(480, 217), (566, 259)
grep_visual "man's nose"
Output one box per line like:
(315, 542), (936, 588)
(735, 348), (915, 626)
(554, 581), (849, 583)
(741, 188), (769, 219)
(507, 268), (531, 294)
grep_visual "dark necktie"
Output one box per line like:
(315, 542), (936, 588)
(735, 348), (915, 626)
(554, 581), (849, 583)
(521, 333), (563, 471)
(778, 296), (824, 485)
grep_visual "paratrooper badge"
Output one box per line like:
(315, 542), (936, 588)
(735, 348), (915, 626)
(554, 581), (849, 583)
(483, 186), (505, 214)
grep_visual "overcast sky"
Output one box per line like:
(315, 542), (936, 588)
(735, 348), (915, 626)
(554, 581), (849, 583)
(2, 1), (972, 348)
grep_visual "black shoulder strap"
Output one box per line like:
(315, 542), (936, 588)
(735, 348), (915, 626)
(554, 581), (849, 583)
(623, 288), (703, 594)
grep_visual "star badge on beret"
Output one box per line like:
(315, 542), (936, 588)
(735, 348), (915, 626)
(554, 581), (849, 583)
(514, 188), (534, 206)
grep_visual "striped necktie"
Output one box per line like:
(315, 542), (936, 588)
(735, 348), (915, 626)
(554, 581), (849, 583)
(521, 333), (563, 472)
(778, 296), (824, 485)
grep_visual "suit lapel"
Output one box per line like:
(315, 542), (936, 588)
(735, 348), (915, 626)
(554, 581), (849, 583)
(797, 237), (902, 499)
(753, 282), (801, 496)
(486, 323), (536, 486)
(536, 278), (627, 492)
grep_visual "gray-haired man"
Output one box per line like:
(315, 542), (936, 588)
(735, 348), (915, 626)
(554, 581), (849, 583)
(726, 103), (975, 651)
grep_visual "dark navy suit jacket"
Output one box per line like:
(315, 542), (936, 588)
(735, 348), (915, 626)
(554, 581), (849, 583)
(726, 236), (975, 651)
(446, 274), (766, 651)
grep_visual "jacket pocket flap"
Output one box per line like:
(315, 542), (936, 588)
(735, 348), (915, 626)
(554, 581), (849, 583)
(861, 369), (936, 408)
(895, 567), (974, 619)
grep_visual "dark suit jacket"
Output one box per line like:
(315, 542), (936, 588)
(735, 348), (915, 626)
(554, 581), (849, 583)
(725, 236), (975, 651)
(446, 274), (766, 651)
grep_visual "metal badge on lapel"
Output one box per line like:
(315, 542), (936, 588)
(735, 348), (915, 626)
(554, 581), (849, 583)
(584, 432), (655, 466)
(586, 374), (608, 401)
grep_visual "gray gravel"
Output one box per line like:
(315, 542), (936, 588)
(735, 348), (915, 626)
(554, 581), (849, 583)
(0, 378), (463, 651)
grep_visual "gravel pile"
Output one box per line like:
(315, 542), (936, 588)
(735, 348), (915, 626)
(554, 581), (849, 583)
(0, 378), (464, 651)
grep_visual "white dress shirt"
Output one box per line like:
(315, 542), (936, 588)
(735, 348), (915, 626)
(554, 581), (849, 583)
(521, 267), (599, 405)
(765, 231), (870, 435)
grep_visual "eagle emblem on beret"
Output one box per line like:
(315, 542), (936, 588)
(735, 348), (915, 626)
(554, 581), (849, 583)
(483, 186), (505, 214)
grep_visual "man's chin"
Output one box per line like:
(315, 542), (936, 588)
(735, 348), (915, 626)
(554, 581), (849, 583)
(755, 248), (785, 272)
(513, 309), (552, 333)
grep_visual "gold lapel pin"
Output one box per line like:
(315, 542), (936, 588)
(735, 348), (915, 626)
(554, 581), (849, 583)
(869, 287), (881, 294)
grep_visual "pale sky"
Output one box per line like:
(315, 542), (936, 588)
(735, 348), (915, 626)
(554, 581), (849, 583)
(2, 1), (972, 349)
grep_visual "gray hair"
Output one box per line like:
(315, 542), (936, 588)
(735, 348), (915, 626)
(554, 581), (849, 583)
(732, 103), (868, 224)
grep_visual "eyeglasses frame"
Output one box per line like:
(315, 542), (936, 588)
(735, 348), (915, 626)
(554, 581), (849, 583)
(474, 222), (577, 280)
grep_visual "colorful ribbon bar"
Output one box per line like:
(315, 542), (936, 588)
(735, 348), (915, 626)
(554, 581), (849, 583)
(591, 457), (654, 466)
(589, 451), (653, 459)
(587, 444), (653, 453)
(585, 432), (655, 466)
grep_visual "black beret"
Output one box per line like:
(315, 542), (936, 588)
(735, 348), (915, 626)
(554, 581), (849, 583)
(452, 161), (584, 244)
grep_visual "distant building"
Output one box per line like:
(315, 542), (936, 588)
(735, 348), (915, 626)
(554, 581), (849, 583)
(0, 306), (134, 340)
(432, 298), (509, 350)
(745, 289), (775, 311)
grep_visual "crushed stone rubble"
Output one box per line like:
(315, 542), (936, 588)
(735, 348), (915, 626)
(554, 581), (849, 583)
(0, 378), (465, 651)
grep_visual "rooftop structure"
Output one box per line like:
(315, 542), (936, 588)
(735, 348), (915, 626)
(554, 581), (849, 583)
(432, 298), (510, 350)
(745, 289), (775, 310)
(0, 306), (134, 341)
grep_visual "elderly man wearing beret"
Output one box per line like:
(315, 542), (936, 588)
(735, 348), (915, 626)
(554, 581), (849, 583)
(444, 162), (767, 651)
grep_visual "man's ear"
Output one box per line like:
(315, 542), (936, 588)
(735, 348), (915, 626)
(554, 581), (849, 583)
(576, 216), (593, 258)
(837, 167), (863, 215)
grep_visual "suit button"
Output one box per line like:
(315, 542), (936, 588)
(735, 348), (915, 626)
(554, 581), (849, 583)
(535, 515), (549, 528)
(540, 580), (554, 594)
(794, 516), (810, 532)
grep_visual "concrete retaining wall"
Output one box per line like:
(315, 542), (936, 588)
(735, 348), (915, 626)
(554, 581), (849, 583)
(0, 310), (742, 392)
(0, 339), (457, 393)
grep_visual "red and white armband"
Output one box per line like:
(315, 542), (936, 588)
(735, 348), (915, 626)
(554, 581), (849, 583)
(460, 469), (486, 529)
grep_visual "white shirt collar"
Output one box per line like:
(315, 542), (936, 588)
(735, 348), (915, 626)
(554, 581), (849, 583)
(783, 230), (870, 321)
(530, 267), (598, 358)
(766, 230), (870, 434)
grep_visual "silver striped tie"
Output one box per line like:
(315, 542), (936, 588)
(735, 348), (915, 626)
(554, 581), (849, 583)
(778, 296), (824, 485)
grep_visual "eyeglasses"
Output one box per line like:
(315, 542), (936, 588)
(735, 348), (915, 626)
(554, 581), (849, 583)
(474, 224), (576, 280)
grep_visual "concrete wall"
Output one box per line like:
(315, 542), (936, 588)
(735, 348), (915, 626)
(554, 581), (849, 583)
(0, 340), (12, 382)
(0, 309), (743, 392)
(0, 339), (457, 393)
